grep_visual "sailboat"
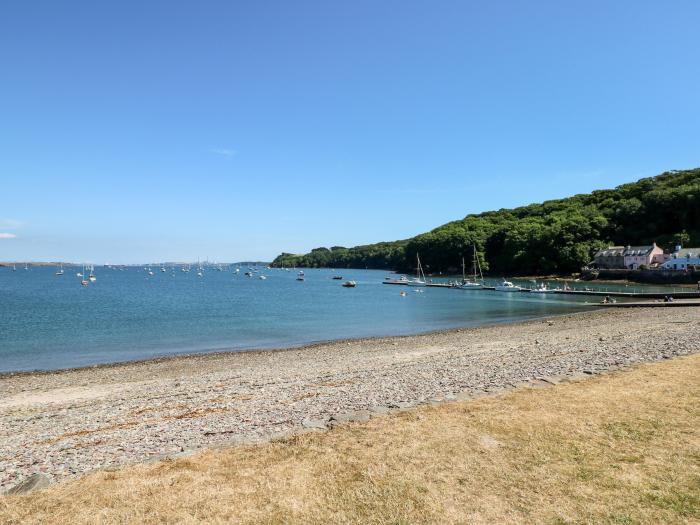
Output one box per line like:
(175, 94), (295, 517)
(55, 263), (64, 276)
(12, 264), (16, 272)
(406, 253), (426, 286)
(460, 245), (484, 289)
(80, 265), (88, 286)
(88, 265), (97, 282)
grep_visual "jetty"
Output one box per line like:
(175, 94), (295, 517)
(544, 289), (700, 300)
(599, 300), (700, 308)
(384, 276), (700, 299)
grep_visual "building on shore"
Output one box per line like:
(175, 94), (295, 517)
(623, 243), (664, 270)
(661, 246), (700, 270)
(592, 243), (666, 270)
(593, 246), (625, 269)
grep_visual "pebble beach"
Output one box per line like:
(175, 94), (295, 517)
(1, 307), (698, 492)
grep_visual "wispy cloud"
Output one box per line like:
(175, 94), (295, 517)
(210, 147), (237, 157)
(0, 233), (17, 239)
(0, 218), (22, 230)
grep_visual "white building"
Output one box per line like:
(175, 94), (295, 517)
(661, 246), (700, 270)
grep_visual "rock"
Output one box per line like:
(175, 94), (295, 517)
(301, 418), (328, 429)
(330, 410), (371, 426)
(368, 405), (391, 416)
(5, 473), (51, 495)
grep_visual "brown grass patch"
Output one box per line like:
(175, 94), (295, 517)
(37, 422), (138, 445)
(4, 354), (699, 524)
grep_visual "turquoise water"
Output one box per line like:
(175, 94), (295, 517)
(0, 266), (637, 373)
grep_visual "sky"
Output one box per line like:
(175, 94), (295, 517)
(1, 1), (699, 264)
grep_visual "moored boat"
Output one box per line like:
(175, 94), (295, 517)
(495, 280), (521, 292)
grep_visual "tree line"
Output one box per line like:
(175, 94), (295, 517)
(272, 168), (700, 275)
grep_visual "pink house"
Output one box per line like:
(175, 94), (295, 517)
(623, 243), (664, 269)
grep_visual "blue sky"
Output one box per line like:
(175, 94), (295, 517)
(1, 1), (699, 263)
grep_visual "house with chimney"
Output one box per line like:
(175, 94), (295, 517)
(623, 243), (664, 269)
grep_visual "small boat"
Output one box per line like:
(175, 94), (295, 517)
(342, 280), (356, 287)
(197, 271), (203, 277)
(55, 264), (64, 276)
(298, 270), (305, 276)
(495, 280), (521, 292)
(245, 271), (253, 277)
(400, 291), (407, 296)
(259, 275), (267, 280)
(12, 264), (16, 272)
(530, 283), (556, 294)
(296, 275), (305, 281)
(332, 276), (343, 280)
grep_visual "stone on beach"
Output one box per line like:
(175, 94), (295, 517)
(5, 473), (50, 495)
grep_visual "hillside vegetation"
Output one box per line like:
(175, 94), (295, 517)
(272, 168), (700, 275)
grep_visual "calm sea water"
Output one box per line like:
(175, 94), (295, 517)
(0, 265), (660, 373)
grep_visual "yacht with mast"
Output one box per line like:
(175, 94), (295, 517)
(405, 253), (427, 286)
(460, 245), (484, 289)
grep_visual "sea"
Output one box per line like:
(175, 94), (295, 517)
(0, 265), (674, 373)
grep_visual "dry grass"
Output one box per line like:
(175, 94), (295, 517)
(2, 355), (699, 524)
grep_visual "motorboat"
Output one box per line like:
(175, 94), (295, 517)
(259, 275), (267, 280)
(332, 276), (343, 280)
(495, 280), (521, 292)
(342, 280), (356, 287)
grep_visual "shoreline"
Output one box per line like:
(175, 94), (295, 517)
(1, 306), (697, 491)
(0, 307), (601, 379)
